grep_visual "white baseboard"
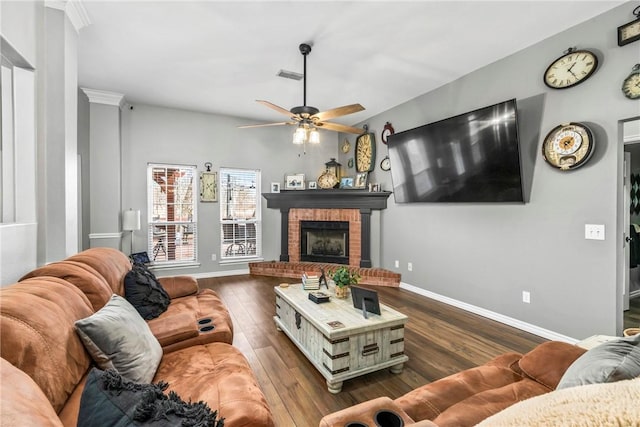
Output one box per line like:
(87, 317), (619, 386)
(189, 268), (250, 279)
(399, 282), (578, 344)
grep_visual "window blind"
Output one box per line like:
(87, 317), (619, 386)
(219, 167), (262, 260)
(147, 163), (197, 264)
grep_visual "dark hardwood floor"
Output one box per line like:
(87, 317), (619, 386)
(625, 296), (640, 329)
(198, 275), (547, 427)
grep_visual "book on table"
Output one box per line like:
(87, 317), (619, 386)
(302, 273), (320, 290)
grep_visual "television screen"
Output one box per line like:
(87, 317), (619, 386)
(387, 99), (524, 203)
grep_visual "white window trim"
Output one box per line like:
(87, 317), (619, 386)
(147, 163), (198, 267)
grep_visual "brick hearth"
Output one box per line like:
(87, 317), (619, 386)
(249, 261), (400, 287)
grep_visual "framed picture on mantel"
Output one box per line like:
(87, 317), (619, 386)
(285, 173), (305, 190)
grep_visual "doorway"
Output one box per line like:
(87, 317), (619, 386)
(622, 118), (640, 331)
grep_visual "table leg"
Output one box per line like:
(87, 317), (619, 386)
(327, 380), (343, 394)
(390, 363), (404, 374)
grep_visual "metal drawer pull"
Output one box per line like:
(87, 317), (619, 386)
(362, 343), (379, 356)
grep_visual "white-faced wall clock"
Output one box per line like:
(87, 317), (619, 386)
(200, 171), (217, 202)
(543, 47), (598, 90)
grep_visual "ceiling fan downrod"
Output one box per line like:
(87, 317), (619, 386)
(290, 43), (319, 118)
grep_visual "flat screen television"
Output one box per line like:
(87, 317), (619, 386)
(387, 99), (524, 203)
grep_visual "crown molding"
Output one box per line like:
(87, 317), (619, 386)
(45, 0), (91, 33)
(81, 88), (125, 108)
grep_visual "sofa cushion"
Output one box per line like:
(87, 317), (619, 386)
(147, 312), (199, 347)
(517, 341), (586, 390)
(0, 278), (94, 413)
(75, 294), (162, 383)
(19, 260), (113, 311)
(77, 368), (224, 427)
(394, 358), (523, 422)
(431, 378), (549, 427)
(557, 334), (640, 389)
(124, 263), (170, 320)
(155, 342), (274, 426)
(67, 247), (132, 295)
(0, 357), (64, 427)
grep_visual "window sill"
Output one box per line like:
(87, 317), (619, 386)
(219, 257), (263, 266)
(149, 262), (201, 271)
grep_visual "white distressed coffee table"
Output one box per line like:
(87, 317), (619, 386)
(274, 284), (409, 393)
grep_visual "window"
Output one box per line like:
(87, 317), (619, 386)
(219, 168), (261, 261)
(1, 40), (36, 224)
(147, 164), (197, 264)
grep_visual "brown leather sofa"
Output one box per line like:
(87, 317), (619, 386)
(1, 249), (274, 427)
(319, 341), (586, 427)
(20, 247), (233, 352)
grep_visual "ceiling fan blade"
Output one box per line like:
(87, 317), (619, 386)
(256, 100), (294, 117)
(238, 121), (296, 129)
(313, 104), (365, 122)
(316, 121), (365, 135)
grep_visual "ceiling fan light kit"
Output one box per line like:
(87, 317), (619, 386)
(240, 42), (366, 146)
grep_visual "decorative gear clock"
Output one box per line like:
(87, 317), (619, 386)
(542, 122), (595, 171)
(355, 126), (376, 172)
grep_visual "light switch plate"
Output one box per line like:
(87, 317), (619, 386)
(585, 224), (605, 240)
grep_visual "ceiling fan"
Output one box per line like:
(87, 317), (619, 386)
(239, 43), (366, 137)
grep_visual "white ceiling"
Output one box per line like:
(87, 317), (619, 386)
(78, 1), (624, 127)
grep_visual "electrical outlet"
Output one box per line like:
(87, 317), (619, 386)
(211, 253), (217, 261)
(394, 260), (399, 268)
(522, 291), (530, 304)
(408, 262), (413, 272)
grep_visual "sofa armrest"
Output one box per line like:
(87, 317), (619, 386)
(319, 397), (415, 427)
(517, 341), (586, 390)
(157, 276), (198, 299)
(147, 312), (199, 347)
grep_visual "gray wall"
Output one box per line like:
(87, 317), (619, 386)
(342, 3), (639, 339)
(119, 104), (339, 274)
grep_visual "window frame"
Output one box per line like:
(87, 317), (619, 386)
(219, 167), (262, 263)
(146, 163), (198, 267)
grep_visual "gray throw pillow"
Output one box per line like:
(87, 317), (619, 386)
(75, 294), (162, 383)
(557, 333), (640, 389)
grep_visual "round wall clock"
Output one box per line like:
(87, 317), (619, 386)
(381, 122), (395, 145)
(622, 64), (640, 99)
(542, 122), (595, 171)
(355, 130), (376, 172)
(543, 48), (598, 89)
(380, 156), (391, 171)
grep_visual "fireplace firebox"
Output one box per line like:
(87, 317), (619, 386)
(300, 221), (349, 264)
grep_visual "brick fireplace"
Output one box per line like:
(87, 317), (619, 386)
(262, 190), (391, 268)
(290, 209), (360, 266)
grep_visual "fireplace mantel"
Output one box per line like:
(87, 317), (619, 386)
(262, 190), (392, 210)
(263, 190), (391, 268)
